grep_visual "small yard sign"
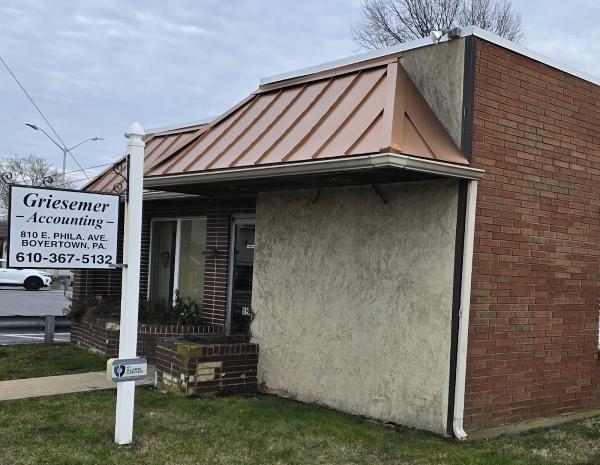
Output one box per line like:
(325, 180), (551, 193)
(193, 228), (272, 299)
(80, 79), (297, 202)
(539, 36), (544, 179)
(8, 185), (119, 269)
(107, 358), (148, 383)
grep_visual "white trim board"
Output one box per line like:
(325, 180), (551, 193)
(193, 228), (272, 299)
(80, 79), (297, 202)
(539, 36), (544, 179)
(145, 117), (216, 136)
(260, 25), (600, 88)
(143, 153), (485, 190)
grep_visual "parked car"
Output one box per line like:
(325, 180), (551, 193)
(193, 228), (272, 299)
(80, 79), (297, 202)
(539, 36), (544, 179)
(0, 259), (52, 290)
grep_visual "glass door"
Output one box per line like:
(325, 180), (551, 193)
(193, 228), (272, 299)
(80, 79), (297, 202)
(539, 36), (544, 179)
(227, 219), (255, 334)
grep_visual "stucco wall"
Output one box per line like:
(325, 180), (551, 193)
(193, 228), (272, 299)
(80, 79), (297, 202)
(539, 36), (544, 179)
(252, 180), (459, 434)
(401, 38), (465, 148)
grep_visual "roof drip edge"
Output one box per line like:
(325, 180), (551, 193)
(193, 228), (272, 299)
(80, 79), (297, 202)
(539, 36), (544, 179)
(143, 153), (484, 190)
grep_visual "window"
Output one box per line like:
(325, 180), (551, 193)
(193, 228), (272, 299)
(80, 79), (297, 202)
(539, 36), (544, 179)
(149, 217), (207, 304)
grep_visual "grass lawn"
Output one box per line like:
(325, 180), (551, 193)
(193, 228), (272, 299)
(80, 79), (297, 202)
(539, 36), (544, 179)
(0, 344), (106, 380)
(1, 389), (600, 465)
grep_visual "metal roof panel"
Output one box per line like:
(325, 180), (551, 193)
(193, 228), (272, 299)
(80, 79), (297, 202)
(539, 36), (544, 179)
(150, 59), (467, 177)
(89, 56), (469, 194)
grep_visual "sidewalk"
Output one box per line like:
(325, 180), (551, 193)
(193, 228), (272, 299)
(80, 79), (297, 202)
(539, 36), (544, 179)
(0, 368), (155, 401)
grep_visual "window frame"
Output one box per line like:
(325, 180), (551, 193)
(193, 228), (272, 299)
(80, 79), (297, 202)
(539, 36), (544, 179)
(147, 216), (207, 303)
(226, 214), (256, 334)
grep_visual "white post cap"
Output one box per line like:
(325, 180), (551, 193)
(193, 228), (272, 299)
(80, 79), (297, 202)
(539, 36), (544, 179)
(125, 122), (145, 139)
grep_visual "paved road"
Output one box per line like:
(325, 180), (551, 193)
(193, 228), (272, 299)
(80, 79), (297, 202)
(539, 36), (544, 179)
(0, 286), (69, 317)
(0, 286), (71, 345)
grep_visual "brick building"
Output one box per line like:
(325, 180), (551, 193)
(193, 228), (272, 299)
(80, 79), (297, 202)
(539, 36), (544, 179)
(76, 26), (600, 437)
(465, 35), (600, 431)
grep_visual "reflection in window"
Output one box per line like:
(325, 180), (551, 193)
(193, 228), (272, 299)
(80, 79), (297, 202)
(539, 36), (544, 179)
(149, 218), (207, 304)
(177, 219), (206, 302)
(149, 220), (176, 301)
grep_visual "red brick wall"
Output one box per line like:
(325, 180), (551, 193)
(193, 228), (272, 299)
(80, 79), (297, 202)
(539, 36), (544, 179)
(71, 315), (222, 360)
(71, 317), (115, 356)
(465, 39), (600, 430)
(72, 205), (124, 301)
(74, 196), (255, 327)
(156, 336), (258, 396)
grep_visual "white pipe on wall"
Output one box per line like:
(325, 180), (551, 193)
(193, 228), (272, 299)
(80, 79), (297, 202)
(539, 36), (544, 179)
(453, 179), (478, 440)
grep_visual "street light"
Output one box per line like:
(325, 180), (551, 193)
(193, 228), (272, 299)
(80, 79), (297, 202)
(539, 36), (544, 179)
(25, 123), (103, 186)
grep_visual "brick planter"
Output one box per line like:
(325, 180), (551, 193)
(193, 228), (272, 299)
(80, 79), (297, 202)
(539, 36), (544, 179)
(156, 335), (258, 396)
(71, 316), (222, 362)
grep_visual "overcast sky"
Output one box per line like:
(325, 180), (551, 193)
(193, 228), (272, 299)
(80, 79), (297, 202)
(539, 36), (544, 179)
(1, 0), (599, 182)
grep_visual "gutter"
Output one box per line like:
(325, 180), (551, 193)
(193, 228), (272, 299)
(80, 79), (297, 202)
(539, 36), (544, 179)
(143, 153), (483, 189)
(452, 179), (478, 440)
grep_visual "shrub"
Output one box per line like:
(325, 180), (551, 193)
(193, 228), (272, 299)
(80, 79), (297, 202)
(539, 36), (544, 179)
(64, 296), (95, 321)
(66, 291), (204, 325)
(65, 295), (120, 321)
(139, 297), (176, 324)
(173, 291), (204, 326)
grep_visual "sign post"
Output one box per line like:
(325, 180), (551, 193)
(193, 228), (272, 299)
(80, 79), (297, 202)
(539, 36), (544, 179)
(5, 122), (145, 445)
(114, 122), (145, 445)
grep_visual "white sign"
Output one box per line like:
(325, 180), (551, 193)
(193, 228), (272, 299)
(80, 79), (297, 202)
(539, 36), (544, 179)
(107, 358), (148, 383)
(8, 185), (119, 269)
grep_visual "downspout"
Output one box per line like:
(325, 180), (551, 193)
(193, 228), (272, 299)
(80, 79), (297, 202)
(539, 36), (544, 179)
(452, 179), (478, 440)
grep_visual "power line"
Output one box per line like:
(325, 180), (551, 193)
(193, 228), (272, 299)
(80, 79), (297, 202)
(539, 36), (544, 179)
(0, 55), (89, 178)
(52, 162), (115, 182)
(0, 161), (114, 185)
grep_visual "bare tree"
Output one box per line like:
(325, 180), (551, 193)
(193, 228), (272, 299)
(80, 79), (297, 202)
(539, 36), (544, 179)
(0, 155), (61, 215)
(352, 0), (523, 49)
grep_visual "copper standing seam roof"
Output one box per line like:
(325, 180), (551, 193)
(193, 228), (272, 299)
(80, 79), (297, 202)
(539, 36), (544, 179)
(87, 56), (468, 194)
(146, 57), (467, 179)
(84, 122), (208, 193)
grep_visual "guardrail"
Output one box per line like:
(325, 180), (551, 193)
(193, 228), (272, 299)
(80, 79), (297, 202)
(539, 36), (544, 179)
(0, 316), (71, 343)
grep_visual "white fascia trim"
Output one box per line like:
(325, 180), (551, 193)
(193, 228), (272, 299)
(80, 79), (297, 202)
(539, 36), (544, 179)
(143, 153), (483, 189)
(401, 156), (483, 180)
(453, 179), (478, 441)
(260, 36), (445, 85)
(142, 190), (204, 200)
(115, 191), (204, 203)
(467, 26), (600, 86)
(261, 25), (600, 88)
(145, 117), (216, 136)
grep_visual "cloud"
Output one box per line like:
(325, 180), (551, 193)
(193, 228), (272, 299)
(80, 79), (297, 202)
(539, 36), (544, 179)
(0, 0), (598, 175)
